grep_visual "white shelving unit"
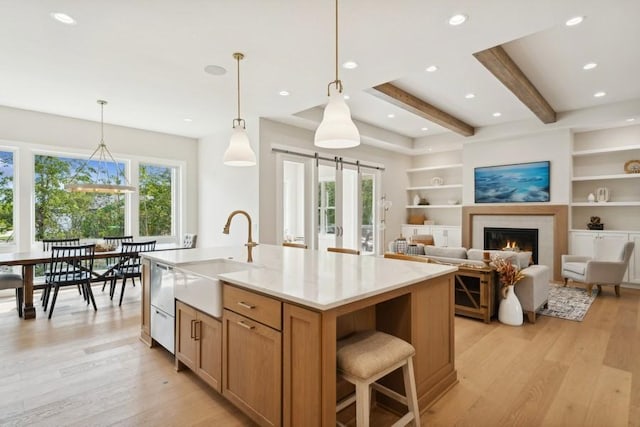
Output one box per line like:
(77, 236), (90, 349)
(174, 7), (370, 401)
(569, 127), (640, 284)
(570, 139), (640, 231)
(405, 151), (463, 228)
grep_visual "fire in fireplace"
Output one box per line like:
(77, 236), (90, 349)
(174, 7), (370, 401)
(484, 227), (539, 264)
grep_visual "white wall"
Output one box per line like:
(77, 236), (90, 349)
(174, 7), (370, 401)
(462, 129), (572, 204)
(198, 127), (259, 247)
(0, 105), (199, 251)
(258, 118), (411, 248)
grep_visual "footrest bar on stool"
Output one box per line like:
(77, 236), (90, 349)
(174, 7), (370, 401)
(371, 382), (409, 405)
(391, 412), (415, 427)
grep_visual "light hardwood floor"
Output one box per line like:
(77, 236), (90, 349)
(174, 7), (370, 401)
(0, 284), (638, 426)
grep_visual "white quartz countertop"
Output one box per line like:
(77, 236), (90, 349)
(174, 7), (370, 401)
(142, 245), (457, 311)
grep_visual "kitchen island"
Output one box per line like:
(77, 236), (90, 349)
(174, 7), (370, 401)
(141, 244), (458, 427)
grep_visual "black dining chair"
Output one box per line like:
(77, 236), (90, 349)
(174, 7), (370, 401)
(110, 240), (156, 306)
(42, 237), (81, 251)
(43, 244), (97, 319)
(40, 237), (82, 303)
(100, 235), (134, 291)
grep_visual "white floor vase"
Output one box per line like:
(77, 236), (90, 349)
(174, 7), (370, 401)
(499, 285), (523, 326)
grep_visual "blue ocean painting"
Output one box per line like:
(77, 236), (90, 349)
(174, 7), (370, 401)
(474, 161), (550, 203)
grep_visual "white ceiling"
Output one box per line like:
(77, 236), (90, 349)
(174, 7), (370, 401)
(1, 0), (639, 150)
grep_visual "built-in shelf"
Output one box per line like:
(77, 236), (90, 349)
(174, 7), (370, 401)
(405, 204), (461, 209)
(572, 144), (640, 157)
(571, 201), (640, 207)
(572, 173), (640, 181)
(406, 163), (463, 173)
(406, 184), (463, 191)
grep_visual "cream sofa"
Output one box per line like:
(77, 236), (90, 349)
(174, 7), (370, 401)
(388, 244), (549, 323)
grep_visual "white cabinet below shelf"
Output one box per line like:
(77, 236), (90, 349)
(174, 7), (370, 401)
(400, 225), (461, 248)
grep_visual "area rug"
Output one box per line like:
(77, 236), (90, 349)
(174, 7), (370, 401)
(537, 284), (598, 321)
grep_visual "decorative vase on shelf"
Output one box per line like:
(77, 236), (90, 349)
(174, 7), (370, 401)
(587, 193), (595, 202)
(498, 285), (523, 326)
(413, 194), (421, 206)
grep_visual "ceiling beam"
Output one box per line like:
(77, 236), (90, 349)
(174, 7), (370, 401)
(474, 45), (556, 124)
(370, 83), (475, 137)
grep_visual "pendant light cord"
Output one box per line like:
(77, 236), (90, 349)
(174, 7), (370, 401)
(232, 52), (245, 128)
(327, 0), (343, 95)
(237, 54), (241, 121)
(335, 0), (339, 84)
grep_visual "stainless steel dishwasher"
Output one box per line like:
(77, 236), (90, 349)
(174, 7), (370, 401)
(150, 262), (175, 354)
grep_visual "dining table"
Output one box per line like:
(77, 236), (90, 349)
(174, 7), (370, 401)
(0, 243), (181, 319)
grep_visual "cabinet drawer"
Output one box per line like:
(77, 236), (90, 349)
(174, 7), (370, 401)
(223, 284), (282, 330)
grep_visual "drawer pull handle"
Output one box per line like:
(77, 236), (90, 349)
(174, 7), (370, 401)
(237, 301), (255, 310)
(194, 320), (201, 341)
(237, 321), (254, 330)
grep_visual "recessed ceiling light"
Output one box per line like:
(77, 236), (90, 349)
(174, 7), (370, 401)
(593, 91), (606, 98)
(492, 112), (502, 117)
(565, 16), (584, 26)
(464, 93), (475, 99)
(425, 65), (439, 73)
(50, 12), (76, 25)
(448, 14), (467, 26)
(342, 61), (358, 69)
(279, 90), (290, 96)
(583, 62), (598, 70)
(421, 127), (429, 131)
(204, 65), (227, 76)
(625, 118), (635, 122)
(387, 114), (395, 118)
(343, 94), (350, 100)
(183, 118), (193, 122)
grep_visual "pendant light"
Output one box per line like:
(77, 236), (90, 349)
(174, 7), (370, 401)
(223, 52), (257, 167)
(65, 100), (136, 193)
(314, 0), (360, 149)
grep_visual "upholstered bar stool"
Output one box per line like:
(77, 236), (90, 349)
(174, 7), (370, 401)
(336, 330), (420, 426)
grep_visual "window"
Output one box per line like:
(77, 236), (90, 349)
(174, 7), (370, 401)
(0, 151), (14, 243)
(34, 154), (125, 240)
(139, 163), (174, 237)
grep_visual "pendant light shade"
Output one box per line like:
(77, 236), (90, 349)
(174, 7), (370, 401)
(224, 52), (256, 167)
(65, 100), (136, 194)
(224, 123), (256, 166)
(314, 89), (360, 148)
(314, 0), (360, 149)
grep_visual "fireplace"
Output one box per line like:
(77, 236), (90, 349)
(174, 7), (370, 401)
(484, 227), (539, 264)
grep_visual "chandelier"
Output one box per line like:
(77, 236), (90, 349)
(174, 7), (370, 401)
(65, 100), (135, 194)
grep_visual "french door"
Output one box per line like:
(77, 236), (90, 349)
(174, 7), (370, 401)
(278, 153), (378, 255)
(315, 160), (375, 255)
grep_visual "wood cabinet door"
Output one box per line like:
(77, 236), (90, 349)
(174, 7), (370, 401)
(223, 309), (282, 427)
(175, 301), (198, 370)
(196, 311), (222, 392)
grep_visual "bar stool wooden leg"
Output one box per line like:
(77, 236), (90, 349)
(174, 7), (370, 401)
(356, 381), (371, 426)
(403, 356), (420, 426)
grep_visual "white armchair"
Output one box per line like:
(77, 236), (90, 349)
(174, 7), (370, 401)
(561, 241), (635, 297)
